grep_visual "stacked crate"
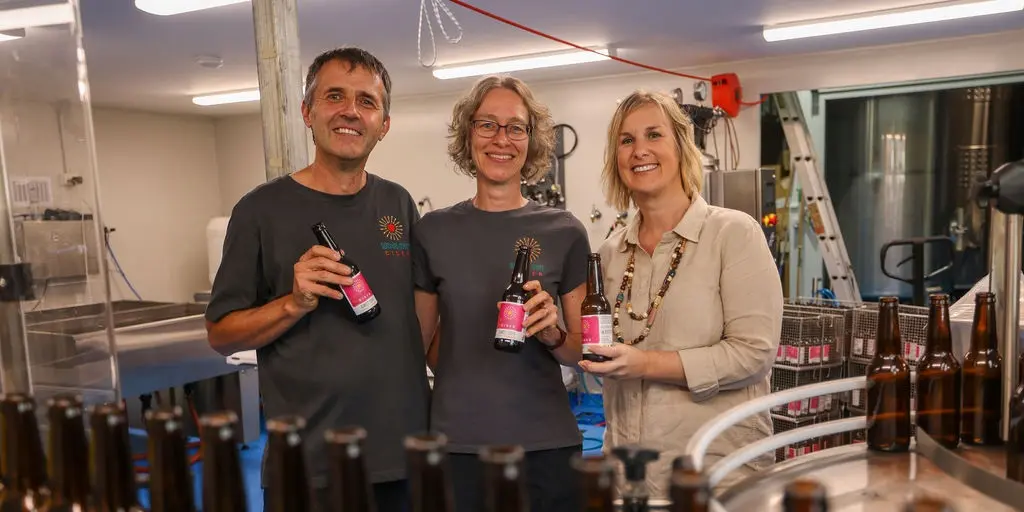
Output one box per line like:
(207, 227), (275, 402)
(772, 302), (851, 462)
(846, 302), (929, 437)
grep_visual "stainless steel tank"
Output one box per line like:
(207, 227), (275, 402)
(934, 85), (1014, 296)
(825, 93), (939, 300)
(823, 85), (1016, 300)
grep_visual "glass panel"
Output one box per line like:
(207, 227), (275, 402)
(0, 0), (120, 410)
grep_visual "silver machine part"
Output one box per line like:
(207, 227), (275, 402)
(1000, 214), (1021, 441)
(824, 93), (938, 299)
(682, 371), (1024, 510)
(15, 219), (101, 280)
(823, 85), (1013, 300)
(703, 163), (775, 225)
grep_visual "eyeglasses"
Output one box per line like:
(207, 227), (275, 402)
(471, 119), (531, 141)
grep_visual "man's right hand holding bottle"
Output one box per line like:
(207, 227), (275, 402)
(290, 245), (354, 313)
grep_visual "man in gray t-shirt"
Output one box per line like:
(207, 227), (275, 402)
(412, 198), (591, 509)
(205, 48), (428, 512)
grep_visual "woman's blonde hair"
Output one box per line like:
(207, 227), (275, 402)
(601, 90), (704, 211)
(447, 75), (556, 185)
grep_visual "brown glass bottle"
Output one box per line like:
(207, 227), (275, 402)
(495, 246), (531, 353)
(200, 411), (248, 512)
(312, 221), (381, 323)
(570, 453), (615, 512)
(0, 393), (51, 511)
(480, 445), (528, 512)
(326, 426), (376, 512)
(612, 445), (660, 512)
(916, 293), (962, 449)
(961, 291), (1003, 445)
(668, 467), (711, 512)
(265, 415), (312, 512)
(781, 479), (828, 512)
(405, 432), (455, 512)
(91, 402), (145, 512)
(47, 394), (91, 511)
(146, 406), (195, 512)
(581, 253), (613, 363)
(866, 296), (912, 452)
(902, 495), (955, 511)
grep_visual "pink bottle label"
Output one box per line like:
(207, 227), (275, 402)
(341, 272), (378, 315)
(495, 301), (526, 342)
(581, 314), (613, 349)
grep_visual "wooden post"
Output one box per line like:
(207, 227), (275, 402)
(251, 0), (308, 180)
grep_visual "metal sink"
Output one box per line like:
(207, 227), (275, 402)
(25, 300), (207, 334)
(23, 300), (232, 398)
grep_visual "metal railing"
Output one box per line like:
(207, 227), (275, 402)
(682, 377), (867, 487)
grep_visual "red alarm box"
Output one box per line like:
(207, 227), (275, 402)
(711, 72), (742, 118)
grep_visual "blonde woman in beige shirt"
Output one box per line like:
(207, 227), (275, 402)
(578, 90), (784, 499)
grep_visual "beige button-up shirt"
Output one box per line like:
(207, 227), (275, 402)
(597, 194), (783, 499)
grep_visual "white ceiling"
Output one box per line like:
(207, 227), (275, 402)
(7, 0), (1024, 116)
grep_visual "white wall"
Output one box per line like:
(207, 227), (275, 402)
(92, 108), (223, 303)
(208, 28), (1024, 297)
(1, 103), (224, 309)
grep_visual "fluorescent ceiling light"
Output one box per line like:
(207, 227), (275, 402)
(432, 47), (612, 80)
(0, 29), (26, 43)
(192, 89), (260, 106)
(135, 0), (249, 16)
(763, 0), (1024, 42)
(0, 3), (75, 32)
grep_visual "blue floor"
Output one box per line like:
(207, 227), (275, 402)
(137, 391), (605, 511)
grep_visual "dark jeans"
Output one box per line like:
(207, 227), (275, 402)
(264, 479), (409, 512)
(449, 445), (582, 512)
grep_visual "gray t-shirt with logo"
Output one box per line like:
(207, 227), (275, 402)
(205, 174), (430, 487)
(412, 199), (590, 453)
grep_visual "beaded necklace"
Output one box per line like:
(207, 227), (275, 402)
(612, 239), (687, 345)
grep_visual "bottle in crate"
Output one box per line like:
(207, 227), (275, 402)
(866, 296), (912, 452)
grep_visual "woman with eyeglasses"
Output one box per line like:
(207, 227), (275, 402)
(411, 75), (589, 511)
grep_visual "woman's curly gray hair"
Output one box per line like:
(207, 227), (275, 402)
(447, 75), (556, 185)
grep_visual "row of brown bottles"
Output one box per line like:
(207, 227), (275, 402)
(916, 292), (1006, 448)
(0, 393), (146, 512)
(775, 479), (955, 511)
(867, 292), (1007, 453)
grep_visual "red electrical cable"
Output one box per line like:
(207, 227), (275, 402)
(444, 0), (712, 82)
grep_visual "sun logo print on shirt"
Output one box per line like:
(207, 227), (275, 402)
(514, 237), (542, 262)
(378, 216), (404, 241)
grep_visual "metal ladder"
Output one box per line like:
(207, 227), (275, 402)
(773, 92), (862, 302)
